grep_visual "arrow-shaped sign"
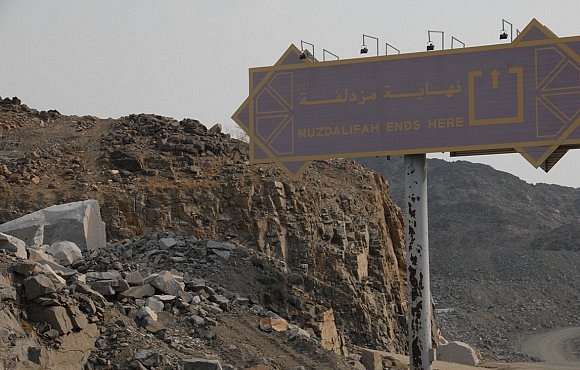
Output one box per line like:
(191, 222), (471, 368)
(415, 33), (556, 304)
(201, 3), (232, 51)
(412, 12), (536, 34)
(233, 19), (580, 180)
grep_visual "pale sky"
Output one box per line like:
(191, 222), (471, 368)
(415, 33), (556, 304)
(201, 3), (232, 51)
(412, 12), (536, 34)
(0, 1), (578, 187)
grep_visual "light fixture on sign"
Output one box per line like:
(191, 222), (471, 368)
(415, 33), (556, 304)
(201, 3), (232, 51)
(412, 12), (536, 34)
(361, 34), (379, 56)
(385, 42), (400, 55)
(427, 30), (444, 51)
(451, 36), (465, 49)
(299, 40), (315, 61)
(500, 19), (514, 42)
(322, 49), (339, 61)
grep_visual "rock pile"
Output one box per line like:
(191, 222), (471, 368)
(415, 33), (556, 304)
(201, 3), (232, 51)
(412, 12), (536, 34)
(0, 98), (417, 368)
(0, 201), (377, 369)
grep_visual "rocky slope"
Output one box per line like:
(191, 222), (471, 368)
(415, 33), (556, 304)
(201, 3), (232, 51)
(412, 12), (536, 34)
(0, 96), (413, 368)
(357, 155), (580, 361)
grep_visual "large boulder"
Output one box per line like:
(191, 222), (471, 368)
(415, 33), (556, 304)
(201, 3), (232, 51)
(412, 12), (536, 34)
(437, 341), (480, 366)
(0, 200), (106, 251)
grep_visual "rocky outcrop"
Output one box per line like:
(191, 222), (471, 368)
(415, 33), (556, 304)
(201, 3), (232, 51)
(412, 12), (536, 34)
(0, 102), (411, 355)
(95, 161), (409, 352)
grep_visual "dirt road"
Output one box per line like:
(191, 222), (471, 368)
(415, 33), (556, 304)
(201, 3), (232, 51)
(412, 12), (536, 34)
(387, 327), (580, 370)
(483, 327), (580, 370)
(521, 327), (580, 363)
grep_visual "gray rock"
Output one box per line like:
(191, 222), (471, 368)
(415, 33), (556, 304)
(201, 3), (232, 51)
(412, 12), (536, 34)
(208, 123), (222, 135)
(44, 328), (60, 339)
(71, 281), (108, 307)
(130, 360), (148, 370)
(200, 240), (234, 251)
(115, 279), (130, 292)
(158, 237), (177, 249)
(120, 284), (155, 299)
(13, 260), (42, 276)
(66, 305), (89, 330)
(0, 274), (16, 301)
(86, 270), (122, 281)
(36, 259), (77, 279)
(153, 294), (176, 302)
(23, 274), (61, 300)
(212, 249), (231, 260)
(0, 232), (27, 259)
(187, 278), (206, 291)
(89, 280), (117, 296)
(135, 306), (157, 322)
(0, 200), (106, 251)
(210, 294), (230, 311)
(360, 348), (383, 370)
(190, 315), (205, 326)
(148, 271), (185, 296)
(0, 224), (44, 247)
(145, 297), (164, 313)
(183, 358), (222, 370)
(437, 341), (480, 366)
(46, 240), (83, 266)
(124, 270), (144, 286)
(29, 306), (74, 334)
(133, 349), (162, 369)
(27, 247), (57, 263)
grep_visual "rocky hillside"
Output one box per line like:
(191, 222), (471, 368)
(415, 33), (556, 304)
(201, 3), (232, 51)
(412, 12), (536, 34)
(0, 96), (412, 368)
(357, 155), (580, 361)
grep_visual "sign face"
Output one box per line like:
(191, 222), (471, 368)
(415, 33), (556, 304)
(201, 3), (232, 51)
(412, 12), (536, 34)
(233, 19), (580, 179)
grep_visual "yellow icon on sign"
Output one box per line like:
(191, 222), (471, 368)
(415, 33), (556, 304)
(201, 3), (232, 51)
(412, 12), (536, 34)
(468, 67), (524, 125)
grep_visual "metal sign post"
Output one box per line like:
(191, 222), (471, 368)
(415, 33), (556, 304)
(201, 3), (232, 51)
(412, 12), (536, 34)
(405, 154), (432, 370)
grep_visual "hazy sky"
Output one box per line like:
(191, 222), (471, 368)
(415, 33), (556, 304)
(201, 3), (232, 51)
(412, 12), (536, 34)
(0, 1), (578, 187)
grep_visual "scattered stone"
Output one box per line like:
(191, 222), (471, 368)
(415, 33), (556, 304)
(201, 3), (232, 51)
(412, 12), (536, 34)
(135, 306), (158, 322)
(13, 260), (42, 276)
(159, 237), (177, 249)
(208, 123), (222, 135)
(212, 249), (231, 260)
(148, 270), (185, 296)
(27, 247), (57, 264)
(86, 270), (123, 280)
(124, 270), (144, 286)
(29, 306), (74, 334)
(47, 240), (83, 266)
(89, 280), (117, 296)
(145, 297), (164, 313)
(183, 358), (223, 370)
(120, 283), (155, 299)
(0, 232), (27, 259)
(23, 274), (61, 300)
(133, 349), (163, 369)
(209, 294), (230, 311)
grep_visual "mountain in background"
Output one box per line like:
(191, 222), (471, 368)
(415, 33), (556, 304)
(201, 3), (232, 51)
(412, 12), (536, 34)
(357, 155), (580, 361)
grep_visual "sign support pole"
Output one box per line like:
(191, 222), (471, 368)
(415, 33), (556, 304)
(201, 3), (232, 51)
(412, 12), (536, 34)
(404, 154), (433, 370)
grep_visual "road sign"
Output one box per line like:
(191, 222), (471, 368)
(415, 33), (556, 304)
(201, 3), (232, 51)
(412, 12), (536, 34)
(233, 19), (580, 180)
